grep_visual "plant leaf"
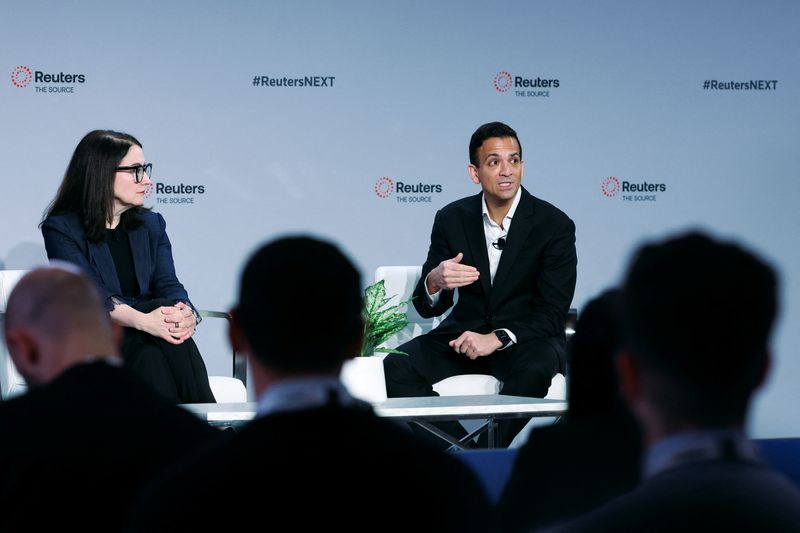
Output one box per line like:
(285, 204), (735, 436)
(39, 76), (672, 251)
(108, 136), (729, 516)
(373, 347), (408, 355)
(360, 280), (414, 357)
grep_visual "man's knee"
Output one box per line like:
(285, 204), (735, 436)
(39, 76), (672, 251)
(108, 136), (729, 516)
(383, 352), (408, 377)
(495, 342), (560, 395)
(383, 352), (427, 398)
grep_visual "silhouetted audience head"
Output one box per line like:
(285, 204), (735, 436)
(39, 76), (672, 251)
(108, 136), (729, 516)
(4, 263), (119, 386)
(233, 235), (363, 374)
(621, 230), (777, 428)
(567, 288), (626, 420)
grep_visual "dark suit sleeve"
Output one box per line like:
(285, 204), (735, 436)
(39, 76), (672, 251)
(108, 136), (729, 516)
(41, 216), (119, 310)
(148, 213), (197, 318)
(412, 209), (456, 318)
(512, 214), (576, 344)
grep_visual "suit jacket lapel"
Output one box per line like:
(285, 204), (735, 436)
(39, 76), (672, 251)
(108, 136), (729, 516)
(491, 188), (535, 301)
(88, 240), (121, 295)
(463, 193), (492, 298)
(127, 225), (150, 296)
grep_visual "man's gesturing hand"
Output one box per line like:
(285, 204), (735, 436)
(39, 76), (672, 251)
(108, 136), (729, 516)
(425, 252), (480, 294)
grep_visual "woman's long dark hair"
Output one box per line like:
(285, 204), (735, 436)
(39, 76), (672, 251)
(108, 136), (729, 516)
(42, 130), (146, 242)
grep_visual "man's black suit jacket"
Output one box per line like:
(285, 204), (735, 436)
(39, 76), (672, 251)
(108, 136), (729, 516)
(0, 362), (221, 532)
(128, 403), (493, 532)
(414, 187), (577, 365)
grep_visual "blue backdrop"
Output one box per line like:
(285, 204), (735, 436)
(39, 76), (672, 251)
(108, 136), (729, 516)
(2, 0), (798, 437)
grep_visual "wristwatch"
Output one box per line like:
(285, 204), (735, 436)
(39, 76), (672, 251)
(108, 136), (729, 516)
(494, 329), (512, 349)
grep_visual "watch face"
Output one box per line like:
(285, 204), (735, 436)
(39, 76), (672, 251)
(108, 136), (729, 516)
(495, 330), (510, 346)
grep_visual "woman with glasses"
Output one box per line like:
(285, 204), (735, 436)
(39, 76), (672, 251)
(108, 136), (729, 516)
(40, 129), (215, 404)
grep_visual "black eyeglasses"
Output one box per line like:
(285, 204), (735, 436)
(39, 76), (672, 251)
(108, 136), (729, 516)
(116, 163), (152, 184)
(492, 237), (506, 250)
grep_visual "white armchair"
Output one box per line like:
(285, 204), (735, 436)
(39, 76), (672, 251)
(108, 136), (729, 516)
(197, 310), (248, 403)
(0, 269), (246, 403)
(0, 270), (29, 398)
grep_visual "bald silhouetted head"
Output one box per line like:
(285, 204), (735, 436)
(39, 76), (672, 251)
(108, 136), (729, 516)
(4, 265), (120, 385)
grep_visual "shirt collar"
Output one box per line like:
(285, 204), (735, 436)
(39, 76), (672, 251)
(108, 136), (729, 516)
(255, 375), (360, 417)
(481, 187), (522, 227)
(644, 428), (761, 478)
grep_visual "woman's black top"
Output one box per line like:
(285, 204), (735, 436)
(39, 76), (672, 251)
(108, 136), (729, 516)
(105, 226), (139, 298)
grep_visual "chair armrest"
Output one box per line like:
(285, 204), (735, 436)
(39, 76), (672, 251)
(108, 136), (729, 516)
(198, 310), (247, 387)
(566, 307), (578, 338)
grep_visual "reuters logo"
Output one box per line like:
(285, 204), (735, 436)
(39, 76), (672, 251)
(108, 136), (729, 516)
(601, 176), (621, 197)
(11, 66), (32, 88)
(374, 176), (394, 198)
(144, 183), (154, 198)
(493, 71), (513, 92)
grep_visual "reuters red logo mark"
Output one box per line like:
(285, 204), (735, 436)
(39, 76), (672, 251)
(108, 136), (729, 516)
(374, 177), (394, 198)
(494, 71), (513, 92)
(11, 66), (32, 88)
(601, 176), (621, 197)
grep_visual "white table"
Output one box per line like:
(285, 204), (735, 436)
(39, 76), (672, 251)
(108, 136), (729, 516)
(183, 395), (567, 449)
(376, 395), (567, 449)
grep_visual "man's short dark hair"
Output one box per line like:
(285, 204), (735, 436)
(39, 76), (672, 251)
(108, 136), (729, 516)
(469, 122), (522, 167)
(622, 231), (778, 424)
(235, 236), (363, 373)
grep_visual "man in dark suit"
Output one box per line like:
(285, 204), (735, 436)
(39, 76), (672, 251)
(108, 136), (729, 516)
(0, 265), (221, 532)
(383, 121), (577, 448)
(126, 236), (491, 532)
(557, 232), (800, 531)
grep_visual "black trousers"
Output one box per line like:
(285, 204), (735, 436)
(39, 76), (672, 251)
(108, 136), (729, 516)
(383, 333), (561, 448)
(121, 299), (216, 404)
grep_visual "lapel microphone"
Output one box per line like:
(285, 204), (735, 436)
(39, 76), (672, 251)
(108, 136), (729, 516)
(492, 237), (506, 251)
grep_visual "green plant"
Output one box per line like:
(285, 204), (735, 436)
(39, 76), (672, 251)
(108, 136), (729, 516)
(360, 279), (412, 357)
